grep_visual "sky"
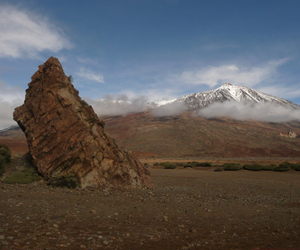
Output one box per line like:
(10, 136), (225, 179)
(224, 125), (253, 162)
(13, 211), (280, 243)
(1, 0), (300, 128)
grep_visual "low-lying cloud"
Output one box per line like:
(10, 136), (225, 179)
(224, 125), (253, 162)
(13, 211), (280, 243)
(196, 101), (300, 123)
(0, 98), (23, 130)
(86, 95), (148, 116)
(150, 101), (187, 117)
(0, 81), (24, 130)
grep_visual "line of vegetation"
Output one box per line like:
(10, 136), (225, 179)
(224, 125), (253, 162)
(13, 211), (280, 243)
(153, 161), (213, 169)
(47, 174), (79, 188)
(152, 160), (300, 172)
(4, 168), (41, 184)
(222, 163), (242, 171)
(0, 143), (11, 177)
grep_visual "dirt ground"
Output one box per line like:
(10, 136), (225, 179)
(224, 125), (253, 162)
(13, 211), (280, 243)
(1, 168), (300, 250)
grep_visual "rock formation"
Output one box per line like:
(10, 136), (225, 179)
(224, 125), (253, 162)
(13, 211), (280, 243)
(280, 131), (297, 138)
(13, 57), (154, 189)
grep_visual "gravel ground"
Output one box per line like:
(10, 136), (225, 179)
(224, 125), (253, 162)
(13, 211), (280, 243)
(0, 168), (300, 250)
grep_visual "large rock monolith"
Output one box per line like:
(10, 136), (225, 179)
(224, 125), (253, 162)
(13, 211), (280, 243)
(13, 57), (154, 189)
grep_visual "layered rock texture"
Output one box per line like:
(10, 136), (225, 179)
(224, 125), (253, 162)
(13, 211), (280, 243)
(13, 57), (153, 189)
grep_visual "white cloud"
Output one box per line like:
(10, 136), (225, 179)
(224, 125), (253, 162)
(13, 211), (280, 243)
(172, 59), (288, 88)
(77, 68), (104, 83)
(0, 81), (24, 129)
(86, 95), (148, 116)
(258, 85), (300, 100)
(196, 101), (300, 123)
(151, 101), (187, 117)
(0, 5), (72, 59)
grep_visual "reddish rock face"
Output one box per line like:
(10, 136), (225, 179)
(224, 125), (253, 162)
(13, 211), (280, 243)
(13, 57), (154, 189)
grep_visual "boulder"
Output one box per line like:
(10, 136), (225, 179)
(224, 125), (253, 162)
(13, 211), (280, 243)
(288, 131), (297, 138)
(280, 131), (297, 139)
(13, 57), (154, 189)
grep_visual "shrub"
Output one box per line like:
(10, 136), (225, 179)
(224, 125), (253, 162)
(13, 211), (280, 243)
(184, 164), (193, 168)
(176, 162), (185, 166)
(0, 155), (5, 177)
(163, 163), (177, 169)
(187, 161), (199, 167)
(262, 164), (276, 171)
(48, 174), (79, 188)
(273, 164), (291, 172)
(81, 99), (89, 106)
(293, 163), (300, 171)
(0, 143), (11, 163)
(290, 163), (300, 170)
(243, 164), (264, 171)
(4, 168), (40, 184)
(222, 163), (242, 171)
(214, 168), (223, 172)
(280, 162), (292, 168)
(195, 162), (212, 167)
(153, 163), (159, 166)
(68, 75), (73, 83)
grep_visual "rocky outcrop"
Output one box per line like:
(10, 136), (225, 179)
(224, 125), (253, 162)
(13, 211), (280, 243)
(280, 131), (297, 138)
(13, 57), (154, 189)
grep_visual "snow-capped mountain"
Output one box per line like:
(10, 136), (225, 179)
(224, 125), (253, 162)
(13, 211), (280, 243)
(148, 83), (300, 110)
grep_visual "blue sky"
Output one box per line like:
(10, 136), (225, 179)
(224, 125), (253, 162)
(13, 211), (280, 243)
(0, 0), (300, 128)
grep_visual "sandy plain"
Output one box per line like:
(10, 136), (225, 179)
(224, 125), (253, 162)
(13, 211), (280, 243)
(1, 166), (300, 250)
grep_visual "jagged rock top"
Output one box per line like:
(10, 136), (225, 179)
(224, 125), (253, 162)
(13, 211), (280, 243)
(14, 57), (154, 189)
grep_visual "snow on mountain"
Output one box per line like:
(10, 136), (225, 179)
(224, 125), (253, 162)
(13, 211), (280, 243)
(148, 83), (300, 111)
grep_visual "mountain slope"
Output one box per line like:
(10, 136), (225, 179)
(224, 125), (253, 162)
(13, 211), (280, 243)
(1, 111), (300, 158)
(149, 83), (300, 110)
(102, 111), (300, 158)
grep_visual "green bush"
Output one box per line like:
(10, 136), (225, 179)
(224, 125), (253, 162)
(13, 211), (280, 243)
(273, 164), (291, 172)
(153, 163), (159, 166)
(195, 162), (212, 167)
(176, 162), (185, 166)
(163, 163), (177, 169)
(262, 164), (277, 171)
(290, 163), (300, 170)
(243, 164), (264, 171)
(68, 75), (73, 83)
(0, 143), (11, 163)
(293, 163), (300, 171)
(184, 164), (193, 168)
(4, 168), (40, 184)
(187, 161), (199, 167)
(81, 99), (89, 106)
(222, 163), (242, 171)
(214, 168), (223, 172)
(0, 155), (5, 177)
(280, 162), (292, 168)
(48, 174), (79, 188)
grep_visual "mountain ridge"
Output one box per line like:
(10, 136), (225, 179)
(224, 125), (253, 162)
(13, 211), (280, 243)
(148, 83), (300, 111)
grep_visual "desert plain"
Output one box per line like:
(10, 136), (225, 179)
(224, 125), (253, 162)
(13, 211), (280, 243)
(1, 158), (300, 250)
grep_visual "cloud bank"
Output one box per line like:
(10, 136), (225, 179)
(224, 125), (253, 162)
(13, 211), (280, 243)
(196, 101), (300, 123)
(87, 94), (188, 117)
(0, 81), (24, 130)
(150, 101), (187, 117)
(172, 59), (287, 88)
(0, 5), (72, 58)
(86, 95), (148, 116)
